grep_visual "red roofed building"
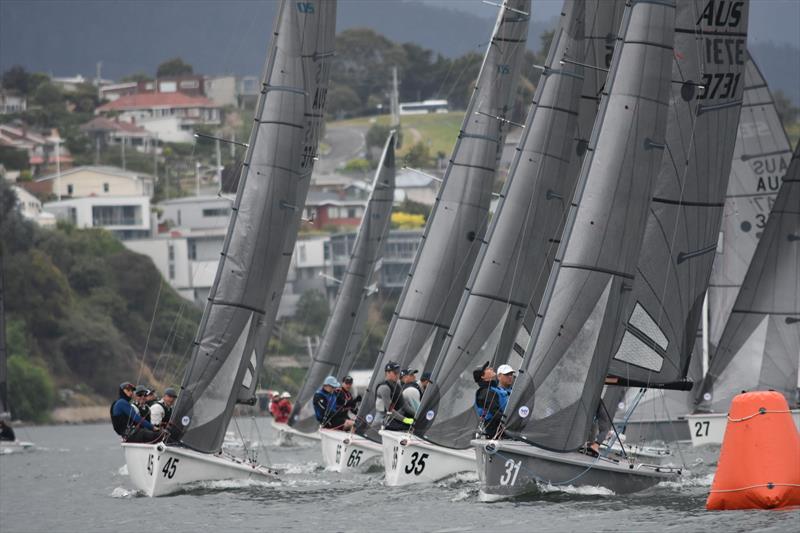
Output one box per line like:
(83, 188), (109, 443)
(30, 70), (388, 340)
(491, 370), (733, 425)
(95, 92), (222, 143)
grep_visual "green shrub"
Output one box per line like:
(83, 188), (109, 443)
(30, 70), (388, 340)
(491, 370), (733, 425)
(7, 355), (55, 422)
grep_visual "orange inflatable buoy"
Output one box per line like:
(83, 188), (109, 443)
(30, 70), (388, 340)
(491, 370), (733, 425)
(706, 390), (800, 510)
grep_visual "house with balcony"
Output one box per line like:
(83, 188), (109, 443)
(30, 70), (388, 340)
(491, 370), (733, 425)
(95, 92), (222, 144)
(43, 195), (152, 240)
(35, 165), (154, 199)
(303, 191), (366, 228)
(80, 117), (155, 153)
(0, 90), (27, 114)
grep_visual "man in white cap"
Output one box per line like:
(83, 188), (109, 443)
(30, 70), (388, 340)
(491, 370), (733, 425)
(496, 364), (516, 392)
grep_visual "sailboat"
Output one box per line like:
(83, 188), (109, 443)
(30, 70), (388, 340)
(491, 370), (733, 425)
(274, 131), (396, 447)
(122, 0), (336, 497)
(401, 0), (624, 487)
(0, 252), (34, 454)
(687, 142), (800, 445)
(317, 0), (530, 473)
(618, 55), (793, 444)
(470, 0), (683, 500)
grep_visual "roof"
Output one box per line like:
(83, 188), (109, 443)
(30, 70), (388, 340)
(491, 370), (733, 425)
(306, 191), (366, 207)
(96, 92), (218, 112)
(158, 194), (231, 205)
(396, 169), (437, 188)
(80, 117), (150, 135)
(36, 165), (152, 183)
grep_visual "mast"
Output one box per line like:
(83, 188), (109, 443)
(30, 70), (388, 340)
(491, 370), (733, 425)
(696, 143), (800, 412)
(169, 0), (336, 454)
(0, 252), (8, 420)
(502, 0), (676, 452)
(288, 132), (397, 433)
(605, 0), (750, 389)
(414, 0), (626, 450)
(354, 0), (530, 441)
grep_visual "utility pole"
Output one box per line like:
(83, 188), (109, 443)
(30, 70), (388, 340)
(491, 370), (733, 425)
(390, 66), (400, 128)
(55, 138), (62, 200)
(215, 137), (222, 184)
(121, 138), (126, 170)
(195, 161), (201, 196)
(94, 136), (100, 165)
(153, 133), (158, 181)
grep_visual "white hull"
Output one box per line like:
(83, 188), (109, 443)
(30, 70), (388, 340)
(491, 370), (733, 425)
(319, 428), (382, 472)
(271, 419), (320, 445)
(122, 442), (279, 497)
(0, 440), (35, 454)
(380, 430), (476, 486)
(684, 409), (800, 447)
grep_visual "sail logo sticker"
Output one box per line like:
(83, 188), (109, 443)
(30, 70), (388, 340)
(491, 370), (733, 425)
(425, 410), (435, 421)
(703, 393), (712, 401)
(365, 414), (374, 424)
(297, 2), (314, 14)
(181, 416), (190, 426)
(518, 406), (530, 418)
(618, 402), (626, 410)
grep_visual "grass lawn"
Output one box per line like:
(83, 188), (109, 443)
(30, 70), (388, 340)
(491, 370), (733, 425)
(330, 111), (465, 158)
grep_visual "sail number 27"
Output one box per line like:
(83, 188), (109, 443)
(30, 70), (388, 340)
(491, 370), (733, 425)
(694, 421), (710, 438)
(499, 459), (521, 486)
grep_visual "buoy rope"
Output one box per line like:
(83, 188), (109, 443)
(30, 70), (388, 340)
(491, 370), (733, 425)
(727, 409), (793, 422)
(709, 482), (800, 493)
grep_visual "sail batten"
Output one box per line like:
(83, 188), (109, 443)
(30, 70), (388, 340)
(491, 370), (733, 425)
(170, 0), (336, 453)
(355, 0), (530, 441)
(288, 133), (397, 433)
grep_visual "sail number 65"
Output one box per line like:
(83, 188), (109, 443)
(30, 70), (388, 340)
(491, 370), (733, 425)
(499, 459), (521, 486)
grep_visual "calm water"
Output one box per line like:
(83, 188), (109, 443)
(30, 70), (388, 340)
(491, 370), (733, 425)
(0, 420), (796, 532)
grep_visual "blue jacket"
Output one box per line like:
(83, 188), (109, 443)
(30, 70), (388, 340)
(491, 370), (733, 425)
(474, 381), (511, 423)
(313, 388), (338, 423)
(111, 397), (154, 433)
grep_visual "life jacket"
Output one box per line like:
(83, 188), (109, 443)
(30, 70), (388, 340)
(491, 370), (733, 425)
(379, 379), (405, 413)
(403, 381), (423, 395)
(155, 399), (172, 425)
(313, 388), (338, 422)
(474, 383), (510, 423)
(110, 393), (131, 436)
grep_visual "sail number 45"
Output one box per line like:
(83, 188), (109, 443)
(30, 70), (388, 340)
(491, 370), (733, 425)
(162, 457), (179, 479)
(694, 421), (710, 438)
(499, 459), (521, 486)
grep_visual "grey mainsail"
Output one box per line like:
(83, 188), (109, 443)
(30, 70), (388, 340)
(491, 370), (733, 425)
(288, 132), (397, 433)
(415, 0), (626, 450)
(170, 0), (336, 454)
(606, 0), (749, 388)
(502, 0), (675, 452)
(696, 143), (800, 412)
(706, 56), (793, 351)
(355, 0), (529, 440)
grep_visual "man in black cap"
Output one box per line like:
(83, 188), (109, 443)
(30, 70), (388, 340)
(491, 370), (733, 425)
(473, 361), (511, 439)
(373, 361), (413, 431)
(133, 385), (152, 422)
(400, 369), (422, 415)
(420, 372), (432, 393)
(150, 388), (177, 429)
(335, 375), (361, 419)
(110, 382), (159, 443)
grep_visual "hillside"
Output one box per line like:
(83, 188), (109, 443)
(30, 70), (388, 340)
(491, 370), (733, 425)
(1, 180), (200, 422)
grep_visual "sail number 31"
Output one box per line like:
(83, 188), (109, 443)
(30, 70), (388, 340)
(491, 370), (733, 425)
(499, 459), (521, 486)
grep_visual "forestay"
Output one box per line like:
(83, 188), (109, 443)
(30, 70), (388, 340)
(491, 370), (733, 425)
(706, 56), (792, 351)
(170, 0), (336, 454)
(503, 0), (675, 452)
(355, 0), (529, 440)
(288, 133), (396, 433)
(696, 143), (800, 412)
(415, 0), (626, 450)
(607, 0), (750, 388)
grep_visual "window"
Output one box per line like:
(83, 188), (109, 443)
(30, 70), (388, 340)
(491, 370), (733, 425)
(299, 244), (307, 262)
(202, 207), (231, 217)
(177, 209), (182, 226)
(168, 243), (175, 261)
(168, 263), (175, 280)
(180, 80), (199, 89)
(103, 182), (109, 193)
(159, 81), (177, 93)
(92, 205), (141, 226)
(67, 184), (74, 195)
(188, 241), (196, 260)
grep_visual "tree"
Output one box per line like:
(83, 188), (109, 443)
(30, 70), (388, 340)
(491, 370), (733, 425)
(404, 142), (432, 168)
(120, 72), (153, 83)
(326, 85), (362, 118)
(7, 355), (55, 422)
(295, 289), (329, 336)
(2, 65), (30, 93)
(156, 58), (194, 77)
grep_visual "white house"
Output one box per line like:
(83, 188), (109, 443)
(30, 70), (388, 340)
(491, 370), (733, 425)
(394, 168), (439, 205)
(12, 185), (56, 226)
(124, 236), (194, 301)
(0, 90), (27, 114)
(36, 166), (155, 199)
(43, 195), (152, 240)
(158, 195), (233, 231)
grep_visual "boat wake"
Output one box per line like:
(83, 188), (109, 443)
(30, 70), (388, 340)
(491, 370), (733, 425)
(537, 483), (616, 497)
(272, 462), (323, 475)
(110, 486), (141, 498)
(657, 472), (714, 489)
(117, 464), (128, 476)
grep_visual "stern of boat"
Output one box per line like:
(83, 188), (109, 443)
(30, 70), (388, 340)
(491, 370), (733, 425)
(319, 429), (382, 472)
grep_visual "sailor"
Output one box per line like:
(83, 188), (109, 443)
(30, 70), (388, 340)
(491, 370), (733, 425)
(270, 392), (282, 420)
(473, 361), (513, 439)
(275, 392), (292, 423)
(150, 387), (177, 429)
(0, 419), (15, 441)
(133, 385), (152, 421)
(420, 372), (432, 393)
(110, 382), (159, 443)
(314, 376), (353, 430)
(374, 361), (413, 431)
(400, 368), (422, 415)
(496, 364), (515, 392)
(336, 375), (361, 417)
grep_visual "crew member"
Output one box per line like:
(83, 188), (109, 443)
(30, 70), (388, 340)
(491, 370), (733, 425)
(274, 392), (292, 423)
(473, 362), (514, 439)
(0, 420), (15, 441)
(374, 362), (413, 431)
(269, 392), (282, 419)
(420, 372), (432, 393)
(133, 385), (152, 422)
(314, 376), (353, 430)
(150, 387), (177, 429)
(336, 376), (361, 417)
(400, 368), (422, 415)
(110, 382), (158, 443)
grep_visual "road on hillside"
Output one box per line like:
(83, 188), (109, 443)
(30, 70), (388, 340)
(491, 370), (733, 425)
(316, 124), (367, 175)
